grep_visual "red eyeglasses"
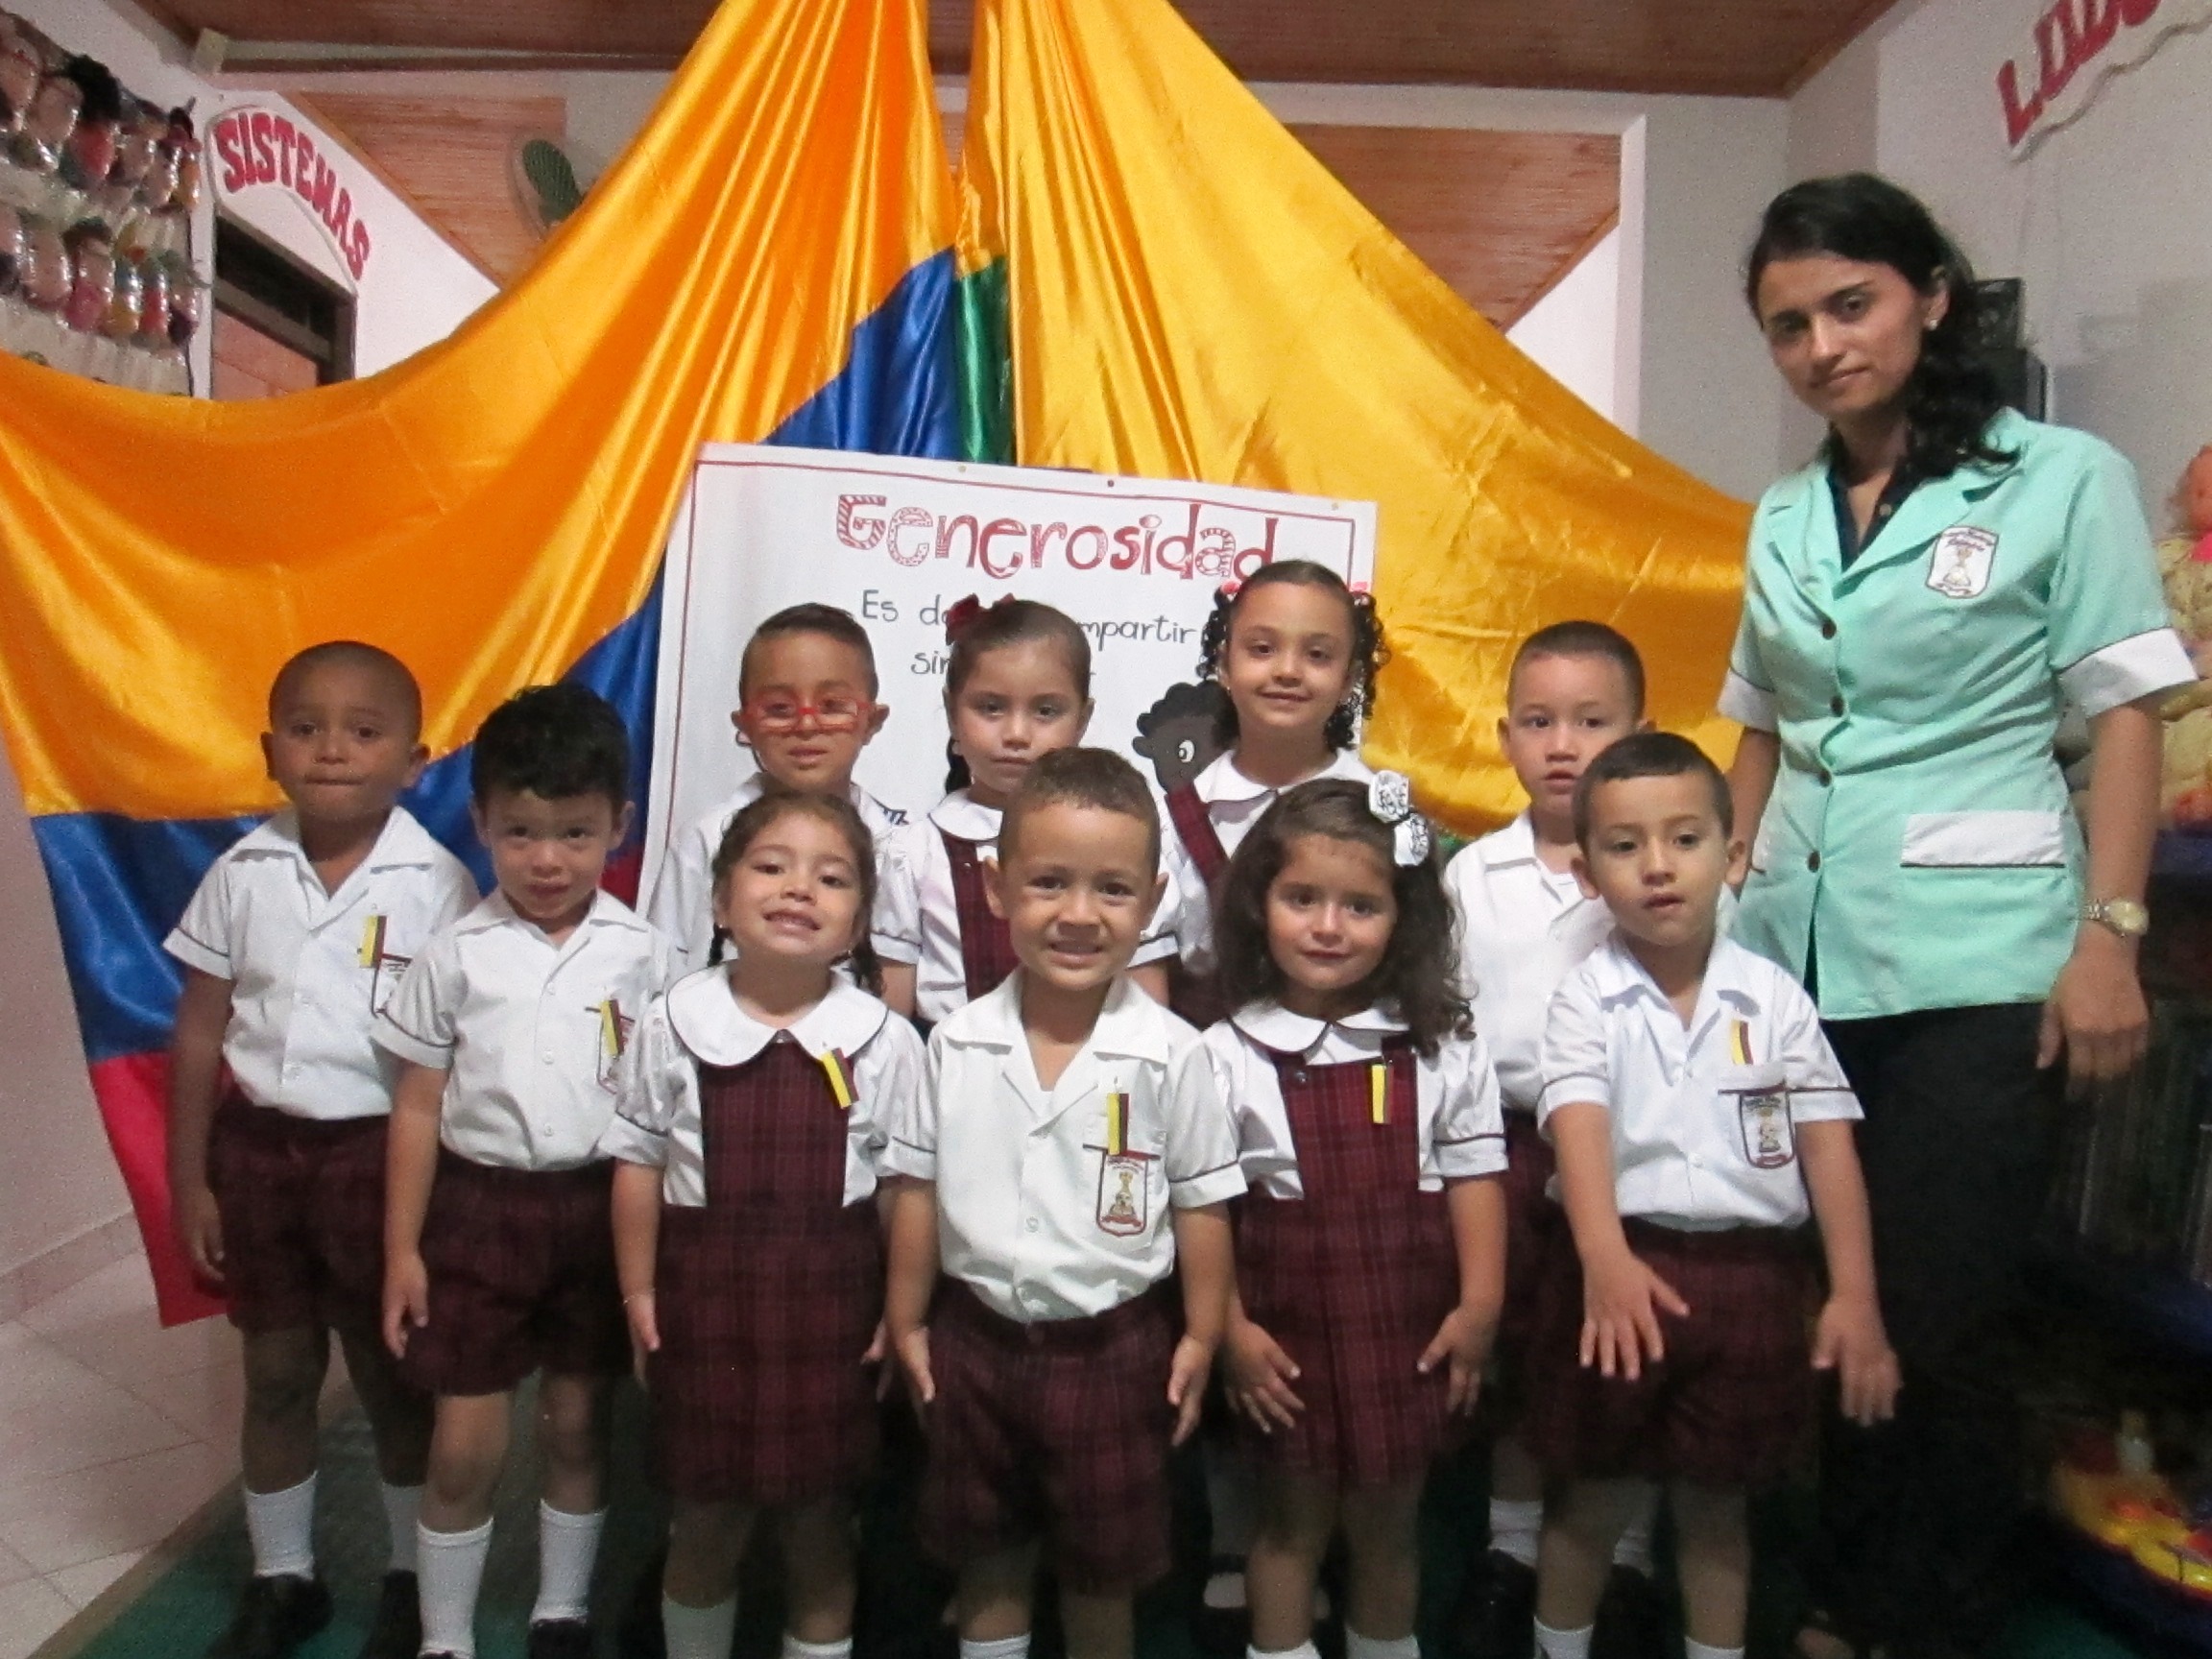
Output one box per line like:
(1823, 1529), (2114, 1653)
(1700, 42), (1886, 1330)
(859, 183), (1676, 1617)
(741, 695), (876, 734)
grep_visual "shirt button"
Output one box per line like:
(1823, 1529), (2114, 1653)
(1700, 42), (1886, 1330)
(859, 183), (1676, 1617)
(1817, 769), (1834, 787)
(1808, 852), (1822, 872)
(1820, 619), (1837, 639)
(1830, 695), (1845, 717)
(1025, 1218), (1040, 1234)
(541, 1052), (555, 1064)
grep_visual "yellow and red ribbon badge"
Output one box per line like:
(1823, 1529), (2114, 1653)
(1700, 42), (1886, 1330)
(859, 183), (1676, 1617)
(358, 913), (387, 969)
(819, 1048), (857, 1110)
(1104, 1090), (1127, 1156)
(1729, 1017), (1753, 1067)
(1370, 1062), (1390, 1125)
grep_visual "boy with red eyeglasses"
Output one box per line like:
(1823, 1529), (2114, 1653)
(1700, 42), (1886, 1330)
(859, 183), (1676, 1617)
(648, 603), (904, 966)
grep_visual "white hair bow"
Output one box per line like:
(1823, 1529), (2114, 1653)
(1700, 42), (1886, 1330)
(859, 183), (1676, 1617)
(1366, 771), (1432, 867)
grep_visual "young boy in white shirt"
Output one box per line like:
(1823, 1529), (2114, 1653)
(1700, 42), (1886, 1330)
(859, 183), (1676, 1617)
(1527, 733), (1898, 1659)
(376, 685), (675, 1659)
(648, 603), (903, 966)
(882, 747), (1244, 1659)
(1441, 622), (1652, 1659)
(167, 642), (477, 1659)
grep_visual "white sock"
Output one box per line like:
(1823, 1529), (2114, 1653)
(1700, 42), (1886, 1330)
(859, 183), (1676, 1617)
(419, 1519), (493, 1659)
(1345, 1633), (1420, 1659)
(1533, 1621), (1593, 1659)
(781, 1637), (853, 1659)
(1682, 1644), (1744, 1659)
(1488, 1497), (1544, 1570)
(243, 1473), (316, 1579)
(531, 1502), (606, 1624)
(1248, 1645), (1322, 1659)
(959, 1637), (1031, 1659)
(381, 1482), (422, 1575)
(662, 1595), (738, 1659)
(1610, 1481), (1658, 1575)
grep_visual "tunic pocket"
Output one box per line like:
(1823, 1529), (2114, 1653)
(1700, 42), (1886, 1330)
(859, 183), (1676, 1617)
(1899, 810), (2065, 869)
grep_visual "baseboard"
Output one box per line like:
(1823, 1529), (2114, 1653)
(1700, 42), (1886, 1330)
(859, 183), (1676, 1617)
(0, 1211), (140, 1323)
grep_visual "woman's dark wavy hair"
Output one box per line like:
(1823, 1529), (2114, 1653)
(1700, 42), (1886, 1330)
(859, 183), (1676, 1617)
(1214, 779), (1469, 1058)
(1744, 172), (2015, 480)
(1196, 561), (1387, 752)
(705, 789), (881, 994)
(941, 595), (1092, 793)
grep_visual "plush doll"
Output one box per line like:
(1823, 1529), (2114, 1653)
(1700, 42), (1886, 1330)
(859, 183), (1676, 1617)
(2156, 445), (2212, 829)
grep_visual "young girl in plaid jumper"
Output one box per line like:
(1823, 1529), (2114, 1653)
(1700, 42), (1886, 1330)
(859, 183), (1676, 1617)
(1203, 777), (1509, 1659)
(604, 793), (925, 1659)
(874, 595), (1176, 1030)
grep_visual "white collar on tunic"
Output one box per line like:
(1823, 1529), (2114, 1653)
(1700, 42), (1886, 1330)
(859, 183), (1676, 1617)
(456, 886), (650, 942)
(232, 805), (446, 873)
(926, 790), (1001, 841)
(1228, 998), (1406, 1057)
(1190, 747), (1367, 806)
(940, 971), (1175, 1065)
(665, 968), (889, 1065)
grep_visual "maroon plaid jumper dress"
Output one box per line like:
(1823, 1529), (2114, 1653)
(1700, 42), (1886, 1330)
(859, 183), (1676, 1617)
(1163, 784), (1230, 1028)
(649, 1032), (883, 1503)
(1236, 1039), (1460, 1485)
(941, 830), (1021, 1001)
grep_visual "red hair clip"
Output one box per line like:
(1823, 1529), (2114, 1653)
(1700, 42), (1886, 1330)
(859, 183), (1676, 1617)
(944, 594), (987, 643)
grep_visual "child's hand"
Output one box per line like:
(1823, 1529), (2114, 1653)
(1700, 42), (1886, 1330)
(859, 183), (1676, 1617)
(1418, 1300), (1499, 1416)
(893, 1325), (934, 1407)
(173, 1182), (225, 1285)
(1814, 1292), (1901, 1427)
(625, 1290), (660, 1385)
(1579, 1247), (1687, 1381)
(1224, 1315), (1304, 1433)
(861, 1319), (896, 1402)
(381, 1253), (429, 1360)
(1166, 1334), (1216, 1447)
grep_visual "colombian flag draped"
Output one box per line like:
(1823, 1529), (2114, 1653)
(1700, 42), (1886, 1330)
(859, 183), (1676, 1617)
(0, 0), (959, 1322)
(955, 0), (1753, 831)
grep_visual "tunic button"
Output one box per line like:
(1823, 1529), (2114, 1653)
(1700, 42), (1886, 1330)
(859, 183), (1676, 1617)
(1830, 695), (1845, 716)
(1025, 1218), (1040, 1234)
(1820, 619), (1837, 639)
(1807, 852), (1822, 872)
(1818, 769), (1834, 786)
(1291, 1070), (1308, 1085)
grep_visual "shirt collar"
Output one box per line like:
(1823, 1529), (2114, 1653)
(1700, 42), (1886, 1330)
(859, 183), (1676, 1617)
(944, 972), (1172, 1065)
(665, 968), (889, 1066)
(927, 791), (1001, 841)
(1585, 931), (1761, 1027)
(460, 886), (647, 939)
(1192, 747), (1368, 806)
(232, 806), (445, 871)
(1229, 998), (1406, 1056)
(1476, 811), (1539, 872)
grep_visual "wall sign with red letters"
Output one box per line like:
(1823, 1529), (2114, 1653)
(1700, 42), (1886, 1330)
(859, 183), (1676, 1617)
(1999, 0), (2212, 156)
(207, 105), (373, 280)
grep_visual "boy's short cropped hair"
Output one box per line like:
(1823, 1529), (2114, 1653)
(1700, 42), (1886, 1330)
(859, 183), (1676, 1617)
(1511, 621), (1647, 720)
(998, 747), (1162, 875)
(739, 603), (880, 700)
(269, 640), (423, 736)
(470, 684), (631, 808)
(1572, 731), (1731, 846)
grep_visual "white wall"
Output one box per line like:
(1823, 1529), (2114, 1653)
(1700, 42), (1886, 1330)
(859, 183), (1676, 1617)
(9, 0), (496, 381)
(1505, 225), (1620, 423)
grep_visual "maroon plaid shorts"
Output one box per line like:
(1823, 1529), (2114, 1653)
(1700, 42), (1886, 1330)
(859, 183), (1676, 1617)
(1526, 1218), (1814, 1487)
(402, 1152), (627, 1397)
(649, 1036), (884, 1504)
(1498, 1110), (1559, 1373)
(205, 1097), (388, 1336)
(920, 1282), (1178, 1593)
(1235, 1045), (1459, 1486)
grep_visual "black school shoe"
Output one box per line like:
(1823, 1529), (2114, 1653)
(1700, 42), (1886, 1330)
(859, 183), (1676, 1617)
(204, 1574), (334, 1659)
(1589, 1564), (1669, 1659)
(1450, 1550), (1536, 1659)
(354, 1571), (421, 1659)
(528, 1617), (596, 1659)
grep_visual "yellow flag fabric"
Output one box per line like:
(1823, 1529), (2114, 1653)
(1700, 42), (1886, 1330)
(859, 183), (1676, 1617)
(958, 0), (1751, 832)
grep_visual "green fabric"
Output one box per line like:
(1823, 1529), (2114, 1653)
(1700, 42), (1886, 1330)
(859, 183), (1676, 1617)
(957, 258), (1015, 466)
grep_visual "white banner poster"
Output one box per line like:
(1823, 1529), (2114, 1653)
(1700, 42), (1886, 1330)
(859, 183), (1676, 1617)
(644, 443), (1377, 900)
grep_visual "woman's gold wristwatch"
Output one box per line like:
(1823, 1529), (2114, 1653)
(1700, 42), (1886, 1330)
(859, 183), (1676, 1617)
(2081, 898), (2151, 939)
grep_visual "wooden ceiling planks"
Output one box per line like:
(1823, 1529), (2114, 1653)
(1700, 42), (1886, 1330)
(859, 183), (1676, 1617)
(154, 0), (1893, 98)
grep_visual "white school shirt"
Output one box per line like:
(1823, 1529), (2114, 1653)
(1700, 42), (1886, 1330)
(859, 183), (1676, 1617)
(881, 973), (1246, 1323)
(1162, 747), (1375, 970)
(599, 969), (921, 1208)
(647, 773), (908, 968)
(1535, 933), (1860, 1232)
(1203, 1001), (1507, 1197)
(375, 889), (677, 1170)
(1447, 814), (1738, 1116)
(164, 807), (477, 1121)
(873, 790), (1181, 1026)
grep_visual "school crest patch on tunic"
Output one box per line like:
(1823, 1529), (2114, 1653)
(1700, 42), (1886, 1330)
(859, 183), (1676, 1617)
(1926, 526), (1999, 599)
(1091, 1088), (1151, 1236)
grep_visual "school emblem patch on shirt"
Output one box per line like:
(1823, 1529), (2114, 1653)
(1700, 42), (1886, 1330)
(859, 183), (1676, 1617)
(1737, 1087), (1795, 1170)
(1091, 1089), (1152, 1237)
(1926, 525), (1999, 600)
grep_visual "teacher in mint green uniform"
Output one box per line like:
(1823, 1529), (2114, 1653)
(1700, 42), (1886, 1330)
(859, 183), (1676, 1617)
(1726, 175), (2192, 1659)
